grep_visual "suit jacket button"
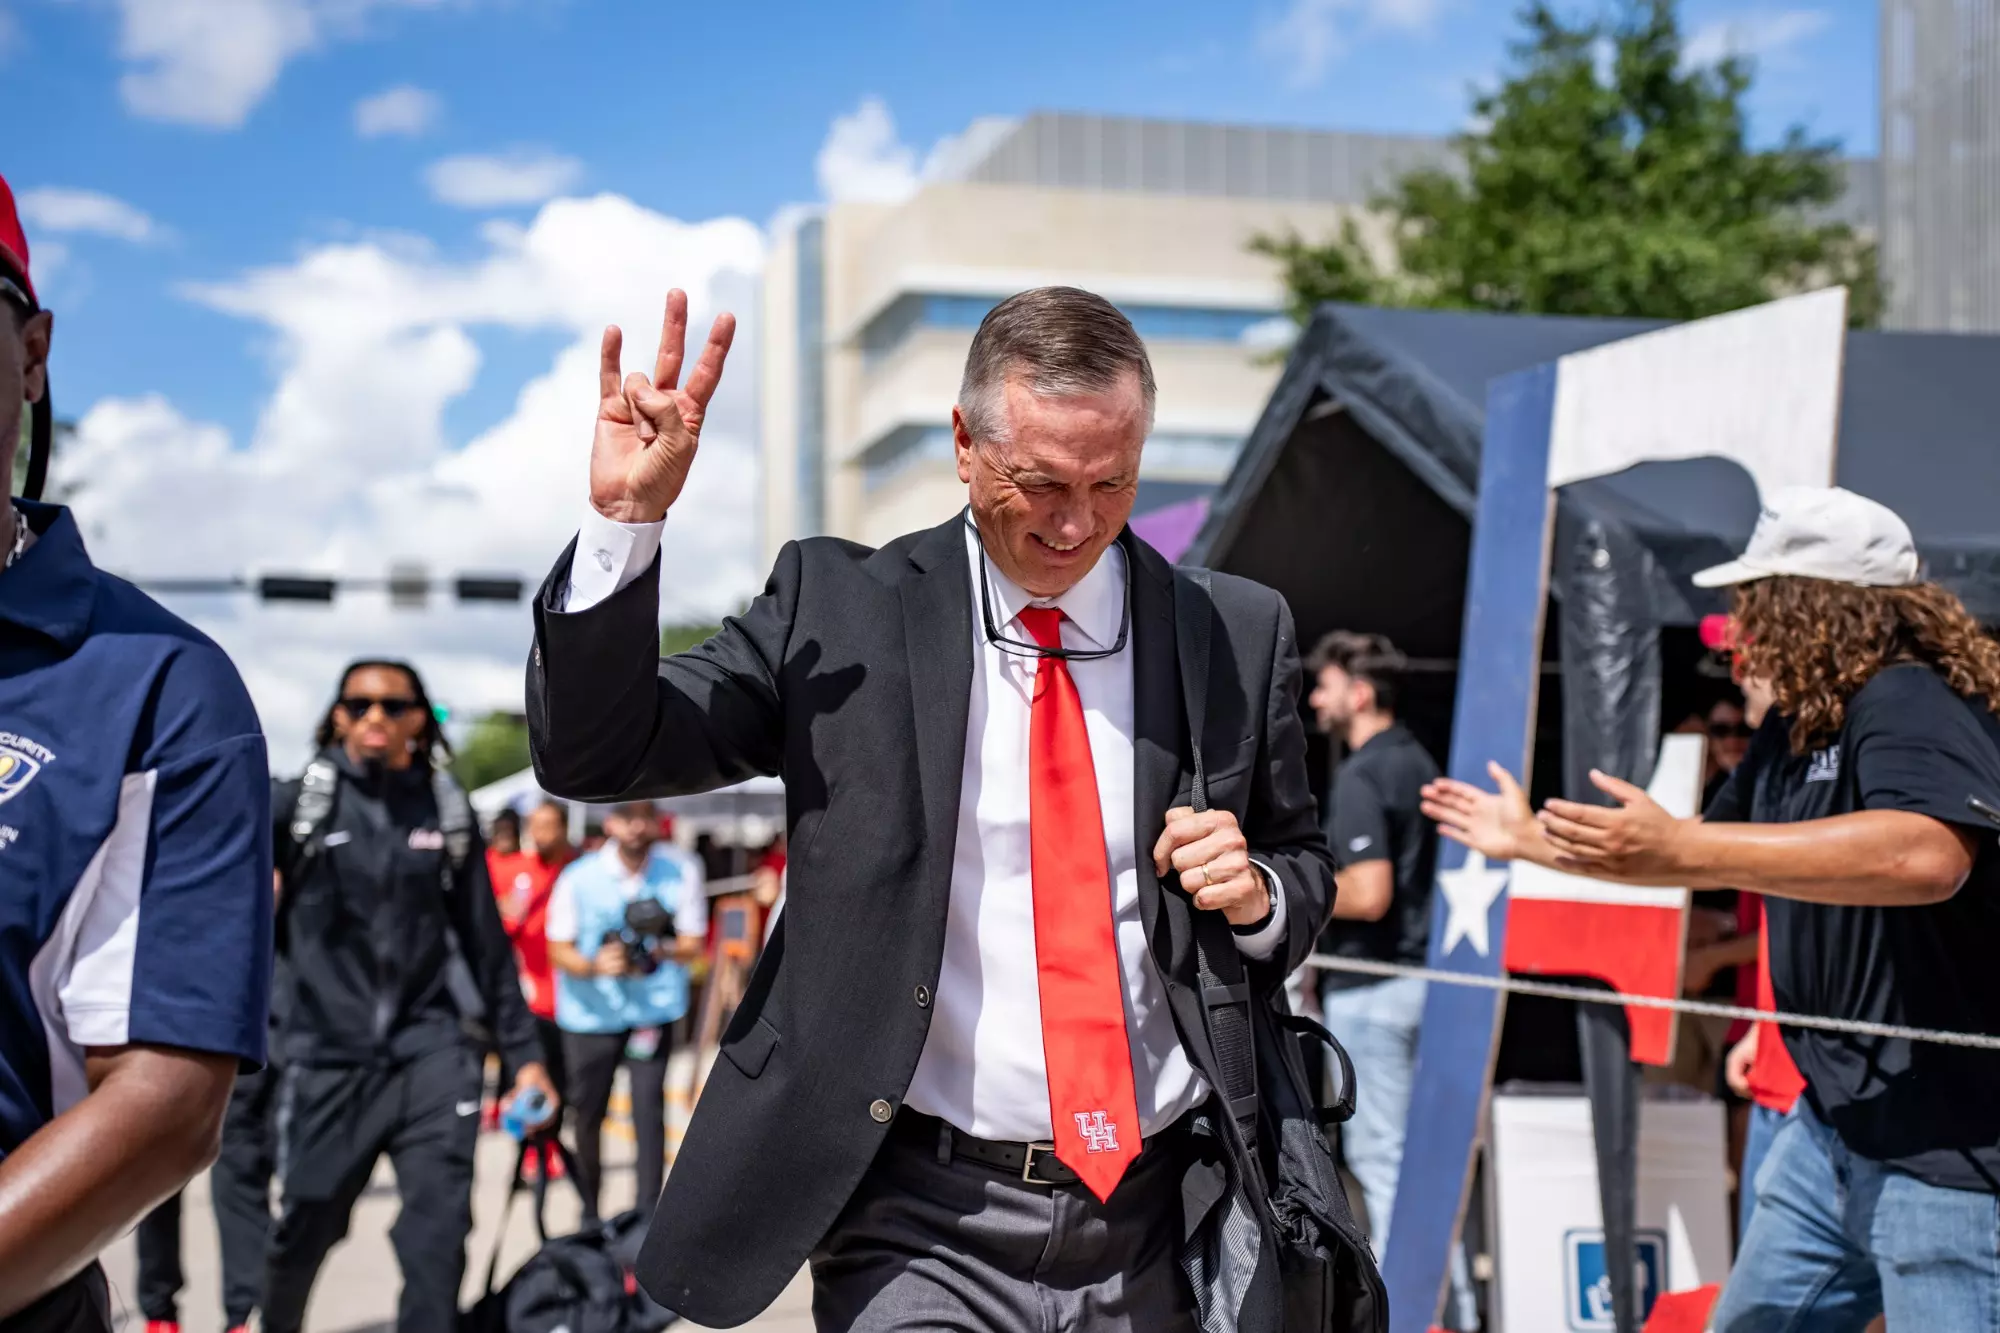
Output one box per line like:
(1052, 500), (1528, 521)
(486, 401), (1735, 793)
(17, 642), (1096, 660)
(869, 1099), (894, 1123)
(914, 985), (931, 1008)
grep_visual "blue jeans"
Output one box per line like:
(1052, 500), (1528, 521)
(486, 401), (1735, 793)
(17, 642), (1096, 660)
(1712, 1101), (2000, 1331)
(1738, 1101), (1791, 1244)
(1319, 974), (1426, 1253)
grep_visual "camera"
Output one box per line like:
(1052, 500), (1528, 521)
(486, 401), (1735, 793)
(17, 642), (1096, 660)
(601, 897), (677, 976)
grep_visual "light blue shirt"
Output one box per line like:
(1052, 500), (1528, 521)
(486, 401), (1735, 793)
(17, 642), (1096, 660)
(546, 842), (707, 1034)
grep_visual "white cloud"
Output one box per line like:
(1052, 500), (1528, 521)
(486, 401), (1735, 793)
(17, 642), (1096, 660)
(1684, 9), (1831, 68)
(425, 150), (585, 208)
(814, 97), (1016, 205)
(110, 0), (452, 129)
(16, 187), (158, 243)
(1258, 0), (1443, 88)
(354, 83), (441, 137)
(57, 193), (765, 762)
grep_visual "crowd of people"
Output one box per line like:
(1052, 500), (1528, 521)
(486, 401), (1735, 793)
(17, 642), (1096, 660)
(123, 658), (772, 1331)
(4, 158), (1998, 1333)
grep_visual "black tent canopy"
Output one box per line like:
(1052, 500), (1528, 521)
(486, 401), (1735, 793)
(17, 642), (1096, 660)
(1188, 303), (2000, 804)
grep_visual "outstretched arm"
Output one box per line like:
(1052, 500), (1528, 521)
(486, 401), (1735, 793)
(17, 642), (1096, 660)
(1539, 773), (1977, 906)
(1429, 764), (1977, 907)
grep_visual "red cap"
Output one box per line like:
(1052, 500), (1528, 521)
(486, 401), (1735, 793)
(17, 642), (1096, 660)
(0, 172), (36, 307)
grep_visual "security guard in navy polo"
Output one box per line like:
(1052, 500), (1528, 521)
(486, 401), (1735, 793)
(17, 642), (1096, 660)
(0, 172), (274, 1331)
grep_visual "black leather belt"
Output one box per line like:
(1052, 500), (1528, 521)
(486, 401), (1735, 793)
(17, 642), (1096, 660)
(891, 1109), (1183, 1188)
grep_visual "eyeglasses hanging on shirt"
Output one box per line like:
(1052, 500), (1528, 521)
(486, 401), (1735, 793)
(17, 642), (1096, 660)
(961, 508), (1132, 663)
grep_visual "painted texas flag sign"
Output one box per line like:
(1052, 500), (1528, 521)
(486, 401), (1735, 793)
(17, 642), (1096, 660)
(1501, 732), (1707, 1066)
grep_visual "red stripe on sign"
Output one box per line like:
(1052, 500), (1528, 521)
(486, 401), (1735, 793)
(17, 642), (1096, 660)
(1504, 898), (1685, 1065)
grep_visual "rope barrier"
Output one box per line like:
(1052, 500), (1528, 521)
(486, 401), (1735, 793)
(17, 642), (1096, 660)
(1304, 953), (2000, 1052)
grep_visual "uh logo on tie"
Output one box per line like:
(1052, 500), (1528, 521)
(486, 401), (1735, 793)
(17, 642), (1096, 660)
(1074, 1110), (1121, 1154)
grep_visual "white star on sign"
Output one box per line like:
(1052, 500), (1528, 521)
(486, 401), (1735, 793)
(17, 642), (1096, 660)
(1436, 851), (1512, 957)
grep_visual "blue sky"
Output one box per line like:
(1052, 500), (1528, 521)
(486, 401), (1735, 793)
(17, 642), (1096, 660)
(0, 0), (1880, 755)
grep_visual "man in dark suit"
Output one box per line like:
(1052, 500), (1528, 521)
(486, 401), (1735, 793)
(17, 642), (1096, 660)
(527, 286), (1335, 1331)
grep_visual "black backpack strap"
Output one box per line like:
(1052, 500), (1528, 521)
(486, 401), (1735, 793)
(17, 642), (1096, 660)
(276, 759), (340, 948)
(430, 767), (491, 1030)
(1172, 567), (1261, 1158)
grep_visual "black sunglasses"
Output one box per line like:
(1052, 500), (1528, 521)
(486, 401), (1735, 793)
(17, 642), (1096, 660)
(1707, 720), (1754, 739)
(338, 696), (421, 720)
(961, 509), (1131, 662)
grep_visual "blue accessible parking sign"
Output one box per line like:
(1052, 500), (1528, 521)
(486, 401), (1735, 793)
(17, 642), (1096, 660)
(1565, 1228), (1666, 1330)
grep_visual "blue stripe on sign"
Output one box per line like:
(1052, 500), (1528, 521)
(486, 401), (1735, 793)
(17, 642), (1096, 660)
(1382, 361), (1558, 1333)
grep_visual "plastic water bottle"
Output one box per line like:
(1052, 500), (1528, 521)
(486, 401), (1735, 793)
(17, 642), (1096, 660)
(502, 1086), (552, 1140)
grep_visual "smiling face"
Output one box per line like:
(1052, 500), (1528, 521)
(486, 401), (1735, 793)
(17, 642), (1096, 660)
(954, 372), (1147, 599)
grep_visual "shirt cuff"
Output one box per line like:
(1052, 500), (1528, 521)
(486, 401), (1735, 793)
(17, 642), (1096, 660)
(564, 507), (665, 613)
(1232, 859), (1288, 960)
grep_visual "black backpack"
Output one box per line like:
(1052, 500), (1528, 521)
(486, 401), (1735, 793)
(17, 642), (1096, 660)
(461, 1138), (678, 1333)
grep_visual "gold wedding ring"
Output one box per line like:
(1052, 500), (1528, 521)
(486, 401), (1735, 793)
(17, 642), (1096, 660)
(1195, 863), (1211, 890)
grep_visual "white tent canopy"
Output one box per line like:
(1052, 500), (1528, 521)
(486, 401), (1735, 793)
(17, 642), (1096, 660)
(468, 767), (786, 843)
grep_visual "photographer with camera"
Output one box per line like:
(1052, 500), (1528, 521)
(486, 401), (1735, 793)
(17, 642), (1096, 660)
(546, 802), (708, 1221)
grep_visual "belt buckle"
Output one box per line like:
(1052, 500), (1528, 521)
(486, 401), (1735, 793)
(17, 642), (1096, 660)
(1020, 1140), (1060, 1186)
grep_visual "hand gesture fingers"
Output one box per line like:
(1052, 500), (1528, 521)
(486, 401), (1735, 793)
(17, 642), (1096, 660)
(681, 312), (737, 410)
(599, 326), (629, 415)
(1543, 798), (1617, 829)
(652, 289), (689, 390)
(589, 289), (736, 524)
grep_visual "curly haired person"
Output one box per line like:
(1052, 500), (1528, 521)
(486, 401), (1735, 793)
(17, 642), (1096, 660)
(1424, 487), (2000, 1332)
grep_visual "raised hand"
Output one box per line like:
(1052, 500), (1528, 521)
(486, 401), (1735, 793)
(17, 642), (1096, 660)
(1419, 760), (1538, 862)
(590, 289), (736, 523)
(1538, 770), (1686, 879)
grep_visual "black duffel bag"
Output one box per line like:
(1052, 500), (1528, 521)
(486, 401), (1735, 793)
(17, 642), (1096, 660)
(461, 1137), (677, 1333)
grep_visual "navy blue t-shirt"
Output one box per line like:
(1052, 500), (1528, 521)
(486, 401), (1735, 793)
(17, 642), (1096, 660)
(1706, 664), (2000, 1191)
(0, 503), (272, 1159)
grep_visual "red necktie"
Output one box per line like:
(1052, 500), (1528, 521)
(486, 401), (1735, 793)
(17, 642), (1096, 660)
(1017, 606), (1141, 1202)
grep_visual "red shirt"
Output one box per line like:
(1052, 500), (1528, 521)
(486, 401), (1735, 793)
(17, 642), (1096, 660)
(1742, 899), (1806, 1114)
(488, 847), (573, 1021)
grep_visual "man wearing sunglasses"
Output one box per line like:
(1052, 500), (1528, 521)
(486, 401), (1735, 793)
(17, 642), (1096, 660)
(264, 659), (554, 1333)
(0, 174), (275, 1329)
(527, 287), (1338, 1331)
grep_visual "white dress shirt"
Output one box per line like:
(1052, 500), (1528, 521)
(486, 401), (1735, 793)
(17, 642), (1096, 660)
(564, 509), (1287, 1142)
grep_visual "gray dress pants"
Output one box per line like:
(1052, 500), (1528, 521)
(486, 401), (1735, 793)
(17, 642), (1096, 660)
(810, 1120), (1201, 1333)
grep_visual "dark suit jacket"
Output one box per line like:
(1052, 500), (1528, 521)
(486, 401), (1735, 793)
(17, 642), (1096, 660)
(526, 515), (1335, 1328)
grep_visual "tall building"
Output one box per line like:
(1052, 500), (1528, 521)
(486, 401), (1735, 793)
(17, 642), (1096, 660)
(1883, 0), (2000, 330)
(758, 112), (1452, 562)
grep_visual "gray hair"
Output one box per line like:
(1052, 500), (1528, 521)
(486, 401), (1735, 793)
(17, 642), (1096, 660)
(956, 286), (1157, 443)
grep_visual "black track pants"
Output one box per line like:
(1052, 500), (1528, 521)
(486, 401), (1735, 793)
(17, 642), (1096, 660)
(561, 1027), (671, 1221)
(263, 1045), (481, 1333)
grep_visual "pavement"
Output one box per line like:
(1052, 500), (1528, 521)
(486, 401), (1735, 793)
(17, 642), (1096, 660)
(98, 1057), (813, 1332)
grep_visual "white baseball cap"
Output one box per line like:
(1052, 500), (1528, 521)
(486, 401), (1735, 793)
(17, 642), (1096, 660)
(1692, 486), (1921, 589)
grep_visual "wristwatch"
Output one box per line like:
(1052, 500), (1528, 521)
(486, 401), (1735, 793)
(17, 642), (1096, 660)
(1229, 863), (1280, 936)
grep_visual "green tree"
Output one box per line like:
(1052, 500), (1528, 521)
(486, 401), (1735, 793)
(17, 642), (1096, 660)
(452, 711), (531, 793)
(1254, 0), (1882, 327)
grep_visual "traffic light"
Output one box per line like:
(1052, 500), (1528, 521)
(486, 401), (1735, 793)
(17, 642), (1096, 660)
(257, 575), (337, 603)
(454, 576), (526, 603)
